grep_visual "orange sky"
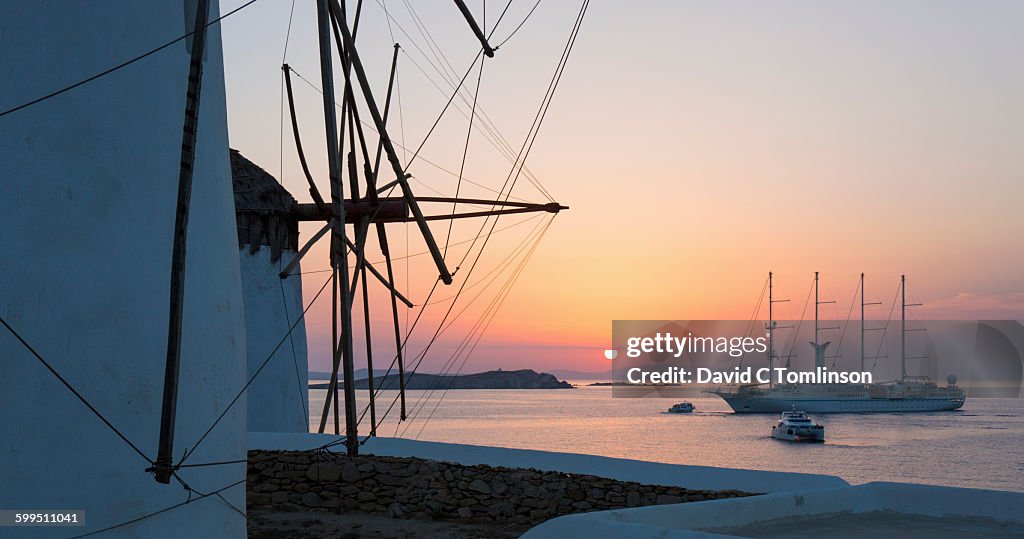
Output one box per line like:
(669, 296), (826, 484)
(221, 1), (1024, 373)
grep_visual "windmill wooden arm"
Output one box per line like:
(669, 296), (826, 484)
(452, 0), (495, 57)
(291, 198), (567, 223)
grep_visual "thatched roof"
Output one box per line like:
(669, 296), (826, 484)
(231, 149), (298, 262)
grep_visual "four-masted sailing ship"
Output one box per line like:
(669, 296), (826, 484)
(714, 272), (966, 413)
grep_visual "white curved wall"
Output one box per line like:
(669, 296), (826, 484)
(241, 248), (309, 432)
(0, 2), (246, 537)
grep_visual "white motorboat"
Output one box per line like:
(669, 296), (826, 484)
(771, 410), (825, 442)
(668, 402), (694, 413)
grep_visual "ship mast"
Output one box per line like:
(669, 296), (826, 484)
(768, 272), (774, 388)
(861, 273), (865, 372)
(766, 271), (790, 387)
(814, 272), (819, 354)
(858, 273), (883, 375)
(901, 274), (906, 380)
(811, 271), (836, 370)
(899, 274), (926, 380)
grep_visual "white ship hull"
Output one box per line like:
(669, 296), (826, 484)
(714, 382), (966, 413)
(718, 394), (964, 413)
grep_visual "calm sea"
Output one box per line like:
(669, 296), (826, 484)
(308, 383), (1024, 493)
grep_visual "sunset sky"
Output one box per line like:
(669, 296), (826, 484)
(219, 0), (1023, 374)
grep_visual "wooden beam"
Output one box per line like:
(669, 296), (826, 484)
(292, 199), (564, 223)
(328, 0), (453, 285)
(314, 0), (359, 456)
(452, 0), (495, 57)
(344, 236), (414, 308)
(154, 0), (211, 485)
(291, 199), (408, 222)
(278, 222), (331, 279)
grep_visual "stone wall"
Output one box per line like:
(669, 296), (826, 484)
(248, 450), (757, 526)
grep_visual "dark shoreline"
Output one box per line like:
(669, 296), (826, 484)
(309, 368), (573, 390)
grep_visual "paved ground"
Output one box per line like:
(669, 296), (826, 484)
(248, 510), (531, 538)
(704, 510), (1024, 539)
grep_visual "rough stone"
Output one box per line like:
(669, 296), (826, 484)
(655, 494), (683, 505)
(247, 493), (270, 505)
(301, 492), (321, 507)
(386, 502), (406, 519)
(626, 491), (641, 507)
(322, 498), (340, 509)
(529, 508), (549, 519)
(390, 465), (417, 478)
(468, 478), (491, 495)
(376, 474), (408, 487)
(342, 462), (360, 482)
(424, 500), (444, 513)
(305, 463), (342, 482)
(246, 450), (757, 526)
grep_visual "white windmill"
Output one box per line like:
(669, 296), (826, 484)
(0, 0), (580, 536)
(1, 0), (247, 536)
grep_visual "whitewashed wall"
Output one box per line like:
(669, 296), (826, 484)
(0, 1), (246, 537)
(241, 248), (309, 432)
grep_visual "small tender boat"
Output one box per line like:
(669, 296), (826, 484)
(668, 402), (695, 413)
(771, 410), (825, 442)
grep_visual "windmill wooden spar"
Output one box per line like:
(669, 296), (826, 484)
(283, 0), (567, 455)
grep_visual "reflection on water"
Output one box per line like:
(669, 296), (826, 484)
(306, 383), (1024, 492)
